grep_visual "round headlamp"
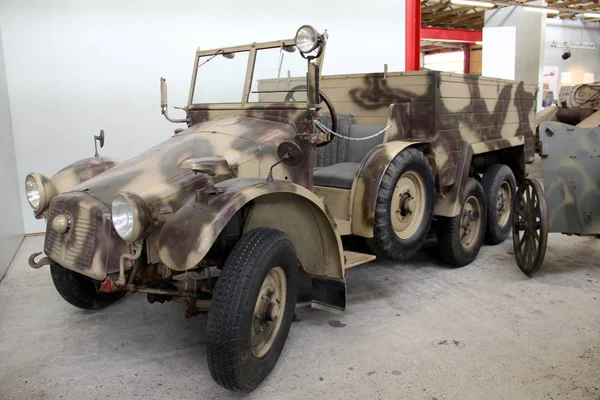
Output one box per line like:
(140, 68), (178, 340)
(294, 25), (321, 54)
(25, 173), (56, 213)
(111, 192), (150, 242)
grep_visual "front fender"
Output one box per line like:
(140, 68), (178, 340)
(158, 178), (345, 279)
(51, 156), (122, 194)
(350, 140), (429, 237)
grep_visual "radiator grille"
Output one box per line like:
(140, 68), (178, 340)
(44, 201), (98, 271)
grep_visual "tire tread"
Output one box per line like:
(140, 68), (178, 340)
(50, 263), (125, 310)
(436, 178), (487, 267)
(372, 148), (435, 261)
(480, 164), (516, 245)
(207, 228), (297, 392)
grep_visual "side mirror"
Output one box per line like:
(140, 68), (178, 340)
(94, 129), (105, 157)
(160, 77), (187, 124)
(160, 77), (168, 108)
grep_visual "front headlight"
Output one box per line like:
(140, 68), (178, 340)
(295, 25), (321, 54)
(111, 192), (150, 242)
(25, 173), (56, 212)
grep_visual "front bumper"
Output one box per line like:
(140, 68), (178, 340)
(44, 191), (130, 281)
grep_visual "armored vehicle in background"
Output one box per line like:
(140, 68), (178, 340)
(25, 25), (536, 392)
(513, 82), (600, 275)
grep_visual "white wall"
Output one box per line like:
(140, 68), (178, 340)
(544, 19), (600, 87)
(482, 26), (517, 80)
(484, 6), (546, 83)
(0, 0), (406, 233)
(0, 26), (24, 280)
(484, 5), (546, 110)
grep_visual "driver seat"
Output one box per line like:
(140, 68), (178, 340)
(313, 114), (385, 189)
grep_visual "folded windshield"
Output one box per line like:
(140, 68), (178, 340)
(192, 46), (308, 104)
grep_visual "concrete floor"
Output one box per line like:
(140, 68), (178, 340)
(0, 231), (599, 399)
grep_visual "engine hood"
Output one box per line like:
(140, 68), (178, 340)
(71, 116), (296, 207)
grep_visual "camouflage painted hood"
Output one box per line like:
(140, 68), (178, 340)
(69, 116), (296, 206)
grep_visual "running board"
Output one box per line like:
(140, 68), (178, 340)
(343, 250), (376, 269)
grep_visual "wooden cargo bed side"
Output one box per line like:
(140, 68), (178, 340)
(319, 71), (436, 138)
(434, 73), (537, 168)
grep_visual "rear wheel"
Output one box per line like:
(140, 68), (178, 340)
(481, 164), (516, 244)
(437, 178), (487, 267)
(372, 148), (435, 260)
(206, 228), (298, 392)
(50, 263), (126, 310)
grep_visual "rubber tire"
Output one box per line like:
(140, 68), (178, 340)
(436, 178), (487, 267)
(372, 148), (435, 261)
(481, 164), (516, 245)
(206, 228), (298, 392)
(50, 263), (126, 310)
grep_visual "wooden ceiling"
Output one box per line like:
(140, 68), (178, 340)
(422, 0), (600, 30)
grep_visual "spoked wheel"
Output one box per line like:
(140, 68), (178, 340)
(512, 179), (548, 276)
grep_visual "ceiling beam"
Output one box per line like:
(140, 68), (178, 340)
(422, 1), (451, 12)
(421, 27), (483, 42)
(553, 0), (586, 8)
(425, 6), (475, 23)
(450, 10), (486, 23)
(576, 2), (600, 9)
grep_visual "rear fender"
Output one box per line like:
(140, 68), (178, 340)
(434, 137), (525, 217)
(350, 140), (430, 238)
(158, 178), (345, 280)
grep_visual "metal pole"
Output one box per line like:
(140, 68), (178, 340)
(405, 0), (422, 71)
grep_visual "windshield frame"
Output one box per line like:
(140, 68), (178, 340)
(187, 38), (324, 111)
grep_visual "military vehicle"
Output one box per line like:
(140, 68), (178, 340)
(25, 25), (536, 392)
(513, 82), (600, 275)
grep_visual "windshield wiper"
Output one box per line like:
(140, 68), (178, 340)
(198, 49), (225, 69)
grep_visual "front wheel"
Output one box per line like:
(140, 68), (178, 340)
(206, 228), (298, 392)
(50, 263), (126, 310)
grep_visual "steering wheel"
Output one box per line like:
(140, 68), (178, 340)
(284, 85), (338, 147)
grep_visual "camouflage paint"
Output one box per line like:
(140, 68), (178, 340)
(29, 30), (537, 293)
(322, 71), (536, 218)
(41, 116), (299, 280)
(350, 140), (428, 237)
(539, 121), (600, 235)
(158, 178), (344, 279)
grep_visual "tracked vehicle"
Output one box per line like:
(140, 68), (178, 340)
(25, 26), (536, 392)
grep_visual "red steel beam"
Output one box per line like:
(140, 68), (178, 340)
(405, 0), (422, 71)
(464, 43), (472, 73)
(421, 27), (482, 44)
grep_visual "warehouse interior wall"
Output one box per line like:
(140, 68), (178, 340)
(0, 0), (406, 234)
(483, 5), (546, 85)
(544, 19), (600, 88)
(0, 26), (24, 281)
(483, 5), (546, 110)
